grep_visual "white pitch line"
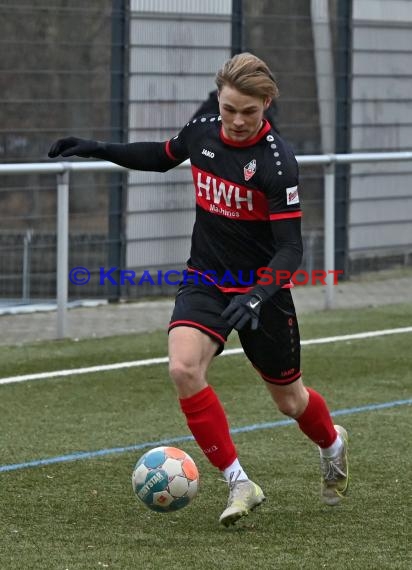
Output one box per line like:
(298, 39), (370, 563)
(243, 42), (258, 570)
(1, 326), (411, 386)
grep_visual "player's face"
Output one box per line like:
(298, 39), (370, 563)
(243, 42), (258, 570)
(218, 86), (270, 143)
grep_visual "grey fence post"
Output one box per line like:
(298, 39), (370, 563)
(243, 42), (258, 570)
(324, 162), (336, 309)
(22, 229), (33, 303)
(56, 170), (70, 338)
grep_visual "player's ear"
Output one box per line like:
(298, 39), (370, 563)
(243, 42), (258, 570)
(263, 97), (272, 111)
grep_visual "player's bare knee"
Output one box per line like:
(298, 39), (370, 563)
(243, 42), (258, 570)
(169, 360), (203, 393)
(271, 390), (308, 418)
(267, 379), (308, 418)
(276, 397), (302, 418)
(169, 360), (193, 383)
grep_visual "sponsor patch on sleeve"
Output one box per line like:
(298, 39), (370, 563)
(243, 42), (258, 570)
(286, 185), (299, 205)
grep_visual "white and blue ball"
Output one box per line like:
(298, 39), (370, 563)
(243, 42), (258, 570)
(132, 446), (199, 512)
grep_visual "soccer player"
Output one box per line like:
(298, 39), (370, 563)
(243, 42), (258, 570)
(48, 52), (349, 526)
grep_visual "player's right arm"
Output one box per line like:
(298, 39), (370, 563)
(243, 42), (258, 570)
(48, 134), (188, 173)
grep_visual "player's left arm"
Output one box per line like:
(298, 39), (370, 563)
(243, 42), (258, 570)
(253, 143), (303, 300)
(221, 216), (302, 331)
(252, 216), (303, 300)
(222, 143), (302, 331)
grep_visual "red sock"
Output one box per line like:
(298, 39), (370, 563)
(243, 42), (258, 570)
(179, 385), (237, 470)
(297, 388), (337, 448)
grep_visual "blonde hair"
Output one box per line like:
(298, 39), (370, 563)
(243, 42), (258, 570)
(215, 52), (279, 100)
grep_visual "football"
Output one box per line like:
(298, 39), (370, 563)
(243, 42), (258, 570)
(132, 446), (199, 512)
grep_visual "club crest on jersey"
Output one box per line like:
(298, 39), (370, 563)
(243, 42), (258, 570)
(244, 159), (256, 181)
(286, 185), (299, 205)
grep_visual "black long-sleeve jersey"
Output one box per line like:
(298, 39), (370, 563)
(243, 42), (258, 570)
(96, 116), (303, 298)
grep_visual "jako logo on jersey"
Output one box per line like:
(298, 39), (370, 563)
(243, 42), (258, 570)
(202, 148), (215, 158)
(192, 166), (269, 221)
(286, 185), (299, 205)
(244, 158), (256, 181)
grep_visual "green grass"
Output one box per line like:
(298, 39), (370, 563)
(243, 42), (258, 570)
(0, 304), (411, 569)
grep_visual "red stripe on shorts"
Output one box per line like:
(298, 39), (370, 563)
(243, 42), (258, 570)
(253, 364), (302, 385)
(168, 320), (226, 345)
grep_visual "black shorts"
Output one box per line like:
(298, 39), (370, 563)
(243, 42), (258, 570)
(168, 281), (301, 385)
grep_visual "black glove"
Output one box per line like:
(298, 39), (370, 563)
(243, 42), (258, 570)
(48, 137), (102, 158)
(221, 293), (264, 331)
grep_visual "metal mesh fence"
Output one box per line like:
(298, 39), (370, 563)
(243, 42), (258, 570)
(0, 0), (411, 317)
(0, 172), (113, 303)
(0, 0), (119, 306)
(243, 0), (412, 287)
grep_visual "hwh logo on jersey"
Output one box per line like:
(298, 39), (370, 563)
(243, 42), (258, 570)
(195, 169), (253, 211)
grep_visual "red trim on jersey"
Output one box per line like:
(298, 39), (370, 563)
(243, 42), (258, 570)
(218, 286), (252, 293)
(192, 165), (269, 221)
(165, 140), (178, 160)
(253, 364), (302, 385)
(269, 211), (302, 221)
(219, 119), (272, 148)
(168, 320), (226, 345)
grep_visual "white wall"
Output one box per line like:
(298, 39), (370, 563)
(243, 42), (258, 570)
(348, 0), (412, 257)
(126, 2), (232, 272)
